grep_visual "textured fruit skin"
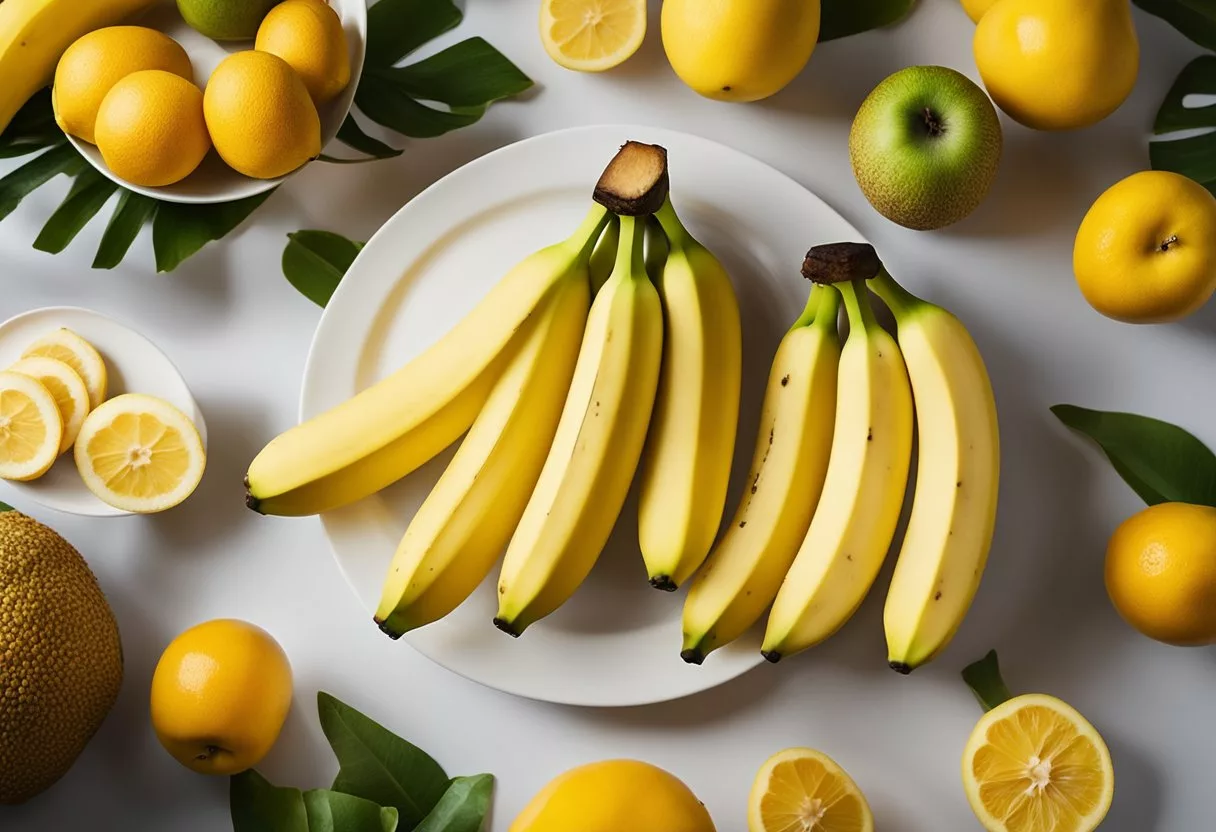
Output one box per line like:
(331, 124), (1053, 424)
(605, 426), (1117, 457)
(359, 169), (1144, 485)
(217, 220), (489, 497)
(662, 0), (819, 102)
(53, 26), (192, 145)
(1106, 502), (1216, 645)
(255, 0), (350, 104)
(510, 760), (716, 832)
(176, 0), (278, 40)
(1074, 171), (1216, 323)
(204, 51), (321, 180)
(150, 619), (292, 775)
(961, 0), (999, 22)
(0, 511), (122, 804)
(974, 0), (1139, 131)
(850, 65), (1002, 231)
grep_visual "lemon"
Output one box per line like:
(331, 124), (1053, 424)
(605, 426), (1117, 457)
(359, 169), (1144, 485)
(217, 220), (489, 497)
(95, 69), (210, 188)
(204, 51), (321, 180)
(22, 328), (108, 409)
(53, 26), (192, 145)
(0, 371), (63, 481)
(74, 393), (205, 513)
(539, 0), (646, 73)
(8, 357), (90, 455)
(177, 0), (279, 41)
(748, 748), (874, 832)
(255, 0), (350, 105)
(960, 0), (999, 23)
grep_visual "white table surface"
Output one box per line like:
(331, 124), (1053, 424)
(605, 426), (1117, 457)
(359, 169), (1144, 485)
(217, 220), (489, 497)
(2, 2), (1211, 829)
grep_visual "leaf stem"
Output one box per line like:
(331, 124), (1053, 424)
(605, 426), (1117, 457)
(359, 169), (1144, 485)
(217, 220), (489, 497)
(962, 650), (1015, 712)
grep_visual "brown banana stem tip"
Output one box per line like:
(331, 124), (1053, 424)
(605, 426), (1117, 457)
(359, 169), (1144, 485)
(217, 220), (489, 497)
(802, 242), (883, 285)
(594, 141), (670, 216)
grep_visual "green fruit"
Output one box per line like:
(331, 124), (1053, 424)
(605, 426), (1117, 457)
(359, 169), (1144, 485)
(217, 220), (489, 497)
(849, 65), (1002, 231)
(176, 0), (279, 40)
(0, 510), (123, 803)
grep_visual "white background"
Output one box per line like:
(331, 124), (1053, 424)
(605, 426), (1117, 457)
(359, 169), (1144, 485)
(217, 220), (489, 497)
(2, 1), (1213, 829)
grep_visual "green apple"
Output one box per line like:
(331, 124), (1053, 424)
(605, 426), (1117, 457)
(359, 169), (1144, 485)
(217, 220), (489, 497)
(850, 65), (1002, 231)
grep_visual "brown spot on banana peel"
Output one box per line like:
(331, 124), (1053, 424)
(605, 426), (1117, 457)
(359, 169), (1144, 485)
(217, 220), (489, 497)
(594, 141), (670, 216)
(802, 242), (883, 285)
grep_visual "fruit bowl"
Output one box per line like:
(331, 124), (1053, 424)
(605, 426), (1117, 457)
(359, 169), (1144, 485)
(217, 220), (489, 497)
(65, 0), (366, 205)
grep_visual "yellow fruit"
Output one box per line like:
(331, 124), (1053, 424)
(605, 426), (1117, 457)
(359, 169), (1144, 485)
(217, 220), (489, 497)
(52, 26), (192, 145)
(255, 0), (350, 104)
(974, 0), (1138, 130)
(95, 69), (210, 188)
(22, 327), (107, 409)
(74, 393), (206, 514)
(961, 0), (999, 22)
(204, 51), (321, 180)
(0, 370), (62, 481)
(748, 748), (874, 832)
(8, 357), (90, 454)
(662, 0), (820, 102)
(510, 760), (717, 832)
(150, 619), (292, 776)
(1105, 502), (1216, 645)
(963, 693), (1114, 832)
(539, 0), (646, 72)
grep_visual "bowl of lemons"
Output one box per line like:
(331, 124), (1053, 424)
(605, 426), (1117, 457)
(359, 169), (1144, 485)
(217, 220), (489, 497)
(52, 0), (365, 204)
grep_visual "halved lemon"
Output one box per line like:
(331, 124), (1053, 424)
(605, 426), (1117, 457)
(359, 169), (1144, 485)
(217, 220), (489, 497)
(22, 327), (108, 409)
(9, 357), (91, 454)
(749, 747), (874, 832)
(540, 0), (647, 72)
(0, 370), (64, 481)
(75, 394), (205, 513)
(962, 693), (1114, 832)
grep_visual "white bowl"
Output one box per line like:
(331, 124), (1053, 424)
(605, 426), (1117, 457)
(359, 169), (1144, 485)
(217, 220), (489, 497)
(66, 0), (367, 205)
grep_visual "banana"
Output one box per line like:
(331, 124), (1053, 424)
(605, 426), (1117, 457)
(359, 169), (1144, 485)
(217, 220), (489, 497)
(0, 0), (159, 133)
(495, 215), (664, 636)
(637, 198), (743, 590)
(374, 274), (591, 637)
(245, 205), (610, 516)
(682, 287), (841, 663)
(874, 270), (1000, 673)
(762, 278), (913, 662)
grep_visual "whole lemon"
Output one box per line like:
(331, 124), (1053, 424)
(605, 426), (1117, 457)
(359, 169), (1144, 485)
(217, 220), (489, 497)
(1106, 503), (1216, 646)
(94, 70), (210, 188)
(255, 0), (350, 105)
(1074, 171), (1216, 323)
(150, 619), (293, 775)
(204, 51), (321, 180)
(661, 0), (820, 103)
(53, 27), (192, 145)
(510, 760), (716, 832)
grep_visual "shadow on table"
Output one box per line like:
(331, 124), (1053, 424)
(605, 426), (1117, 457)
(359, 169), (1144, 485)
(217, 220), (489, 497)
(1102, 732), (1164, 831)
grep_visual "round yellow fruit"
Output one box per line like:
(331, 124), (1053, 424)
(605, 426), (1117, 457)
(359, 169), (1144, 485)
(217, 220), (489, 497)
(94, 70), (210, 188)
(749, 748), (873, 832)
(204, 51), (321, 180)
(961, 0), (1000, 22)
(1074, 171), (1216, 323)
(1106, 502), (1216, 645)
(661, 0), (820, 102)
(54, 26), (193, 145)
(510, 760), (716, 832)
(255, 0), (350, 104)
(150, 619), (293, 775)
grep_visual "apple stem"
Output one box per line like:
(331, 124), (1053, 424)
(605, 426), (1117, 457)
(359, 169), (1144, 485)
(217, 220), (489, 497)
(1160, 235), (1179, 252)
(922, 107), (944, 138)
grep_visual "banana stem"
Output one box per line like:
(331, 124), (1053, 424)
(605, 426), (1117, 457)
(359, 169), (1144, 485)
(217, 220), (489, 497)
(962, 650), (1015, 712)
(654, 197), (691, 251)
(645, 216), (669, 283)
(813, 285), (841, 334)
(614, 214), (647, 279)
(869, 269), (923, 320)
(837, 279), (879, 334)
(790, 286), (823, 331)
(570, 204), (613, 260)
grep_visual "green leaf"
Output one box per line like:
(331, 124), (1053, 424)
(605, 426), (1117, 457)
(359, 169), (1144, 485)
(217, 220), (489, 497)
(282, 230), (364, 307)
(819, 0), (916, 41)
(33, 167), (118, 254)
(1151, 132), (1216, 192)
(1154, 56), (1216, 134)
(0, 89), (60, 159)
(355, 74), (484, 139)
(379, 38), (534, 108)
(231, 770), (310, 832)
(329, 115), (404, 162)
(152, 190), (274, 272)
(318, 692), (451, 828)
(303, 790), (400, 832)
(0, 502), (12, 513)
(93, 190), (158, 269)
(961, 650), (1014, 713)
(1133, 0), (1216, 52)
(366, 0), (462, 67)
(0, 142), (86, 221)
(1052, 404), (1216, 506)
(415, 775), (494, 832)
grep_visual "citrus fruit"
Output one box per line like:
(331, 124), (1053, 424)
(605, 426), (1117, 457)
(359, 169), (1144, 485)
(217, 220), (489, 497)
(176, 0), (279, 40)
(150, 619), (292, 775)
(0, 371), (63, 481)
(95, 69), (210, 188)
(539, 0), (647, 73)
(8, 357), (90, 454)
(960, 0), (999, 23)
(53, 26), (192, 145)
(1074, 170), (1216, 323)
(204, 51), (321, 180)
(255, 0), (350, 104)
(22, 328), (107, 409)
(74, 393), (205, 513)
(748, 748), (874, 832)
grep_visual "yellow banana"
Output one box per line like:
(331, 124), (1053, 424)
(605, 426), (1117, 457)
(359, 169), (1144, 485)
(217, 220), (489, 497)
(638, 197), (742, 590)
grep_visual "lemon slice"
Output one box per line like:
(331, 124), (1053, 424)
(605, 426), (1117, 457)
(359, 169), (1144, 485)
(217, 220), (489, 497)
(22, 328), (108, 409)
(9, 357), (91, 454)
(0, 370), (64, 481)
(74, 394), (205, 513)
(749, 747), (875, 832)
(963, 694), (1114, 832)
(539, 0), (646, 72)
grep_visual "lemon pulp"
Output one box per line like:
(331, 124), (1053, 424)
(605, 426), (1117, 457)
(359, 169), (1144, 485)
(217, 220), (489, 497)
(0, 389), (49, 464)
(750, 748), (873, 832)
(540, 0), (646, 72)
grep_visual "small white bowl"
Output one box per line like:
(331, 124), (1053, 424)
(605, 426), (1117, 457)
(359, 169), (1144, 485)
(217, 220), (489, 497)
(66, 0), (367, 205)
(0, 307), (207, 517)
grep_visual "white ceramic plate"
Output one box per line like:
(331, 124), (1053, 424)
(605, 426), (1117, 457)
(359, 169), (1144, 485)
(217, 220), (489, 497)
(0, 307), (207, 517)
(68, 0), (366, 204)
(303, 125), (867, 707)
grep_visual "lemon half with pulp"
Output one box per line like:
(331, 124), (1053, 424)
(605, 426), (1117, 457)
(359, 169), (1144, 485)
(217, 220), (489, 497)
(749, 747), (874, 832)
(9, 357), (91, 454)
(0, 371), (64, 481)
(540, 0), (646, 72)
(22, 328), (108, 409)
